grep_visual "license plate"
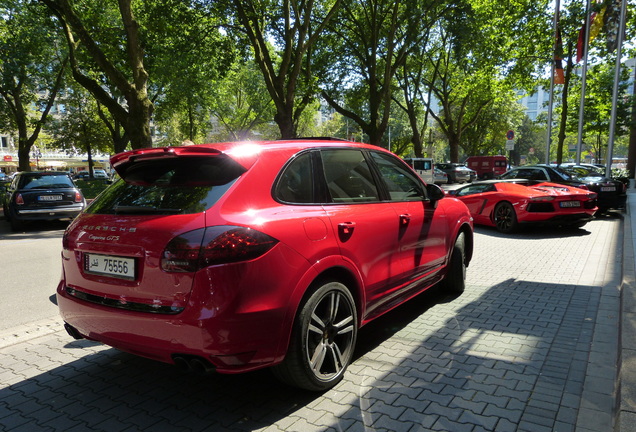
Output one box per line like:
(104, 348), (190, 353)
(601, 186), (616, 192)
(85, 253), (135, 279)
(560, 201), (581, 208)
(39, 195), (63, 201)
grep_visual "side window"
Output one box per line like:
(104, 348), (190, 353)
(321, 149), (379, 203)
(413, 160), (431, 170)
(457, 184), (494, 197)
(274, 152), (314, 204)
(370, 152), (426, 202)
(531, 169), (548, 180)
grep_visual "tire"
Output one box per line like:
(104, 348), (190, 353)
(494, 202), (518, 233)
(272, 281), (358, 392)
(9, 214), (23, 231)
(442, 232), (466, 294)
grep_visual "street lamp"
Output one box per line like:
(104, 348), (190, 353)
(32, 148), (42, 170)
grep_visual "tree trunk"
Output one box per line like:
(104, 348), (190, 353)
(556, 54), (574, 165)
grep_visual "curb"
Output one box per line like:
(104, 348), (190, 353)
(620, 190), (636, 432)
(0, 316), (64, 349)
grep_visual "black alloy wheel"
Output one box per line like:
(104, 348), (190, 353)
(494, 201), (518, 233)
(272, 281), (358, 391)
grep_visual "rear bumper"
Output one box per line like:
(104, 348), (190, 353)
(13, 204), (84, 220)
(597, 193), (626, 211)
(518, 212), (594, 226)
(56, 281), (287, 373)
(56, 244), (313, 374)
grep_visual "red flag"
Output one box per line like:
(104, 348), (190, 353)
(576, 3), (607, 63)
(554, 26), (565, 84)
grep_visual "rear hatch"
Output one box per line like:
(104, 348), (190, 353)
(17, 173), (81, 208)
(62, 146), (249, 313)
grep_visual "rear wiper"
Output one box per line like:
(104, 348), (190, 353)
(113, 205), (183, 214)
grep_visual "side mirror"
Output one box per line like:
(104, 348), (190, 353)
(426, 183), (445, 202)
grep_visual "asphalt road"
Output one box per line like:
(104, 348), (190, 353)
(0, 219), (67, 331)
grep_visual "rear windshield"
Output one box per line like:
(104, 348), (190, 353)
(86, 156), (245, 215)
(19, 174), (74, 189)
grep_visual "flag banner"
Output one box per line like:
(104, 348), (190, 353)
(555, 25), (565, 84)
(576, 1), (607, 63)
(554, 61), (565, 84)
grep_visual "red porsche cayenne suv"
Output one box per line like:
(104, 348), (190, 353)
(57, 139), (473, 391)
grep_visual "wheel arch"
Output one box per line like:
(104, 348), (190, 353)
(458, 223), (474, 267)
(274, 260), (364, 364)
(489, 199), (514, 224)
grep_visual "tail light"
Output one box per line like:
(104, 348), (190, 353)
(530, 196), (554, 202)
(161, 226), (279, 273)
(62, 231), (69, 250)
(74, 191), (83, 203)
(15, 193), (24, 205)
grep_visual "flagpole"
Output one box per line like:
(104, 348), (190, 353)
(606, 0), (627, 178)
(576, 0), (593, 165)
(545, 0), (561, 164)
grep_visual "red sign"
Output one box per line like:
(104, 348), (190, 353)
(3, 155), (12, 161)
(506, 130), (515, 140)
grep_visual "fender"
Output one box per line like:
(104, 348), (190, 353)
(273, 254), (365, 364)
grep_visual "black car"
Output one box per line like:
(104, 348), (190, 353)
(3, 171), (86, 231)
(498, 164), (626, 212)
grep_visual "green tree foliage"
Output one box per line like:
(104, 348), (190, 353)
(0, 0), (68, 171)
(207, 61), (277, 141)
(461, 96), (525, 158)
(40, 0), (154, 150)
(318, 0), (434, 147)
(221, 0), (342, 139)
(47, 83), (113, 176)
(39, 0), (233, 151)
(422, 0), (552, 162)
(145, 0), (236, 145)
(564, 60), (632, 164)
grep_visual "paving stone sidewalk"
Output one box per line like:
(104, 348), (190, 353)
(0, 211), (624, 432)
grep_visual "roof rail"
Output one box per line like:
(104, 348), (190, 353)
(276, 137), (348, 142)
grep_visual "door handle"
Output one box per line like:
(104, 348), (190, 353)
(400, 214), (411, 226)
(338, 222), (356, 235)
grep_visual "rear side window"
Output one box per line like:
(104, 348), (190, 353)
(87, 156), (245, 215)
(321, 149), (379, 203)
(274, 152), (314, 204)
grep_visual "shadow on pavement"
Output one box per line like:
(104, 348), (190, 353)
(0, 218), (68, 239)
(0, 275), (616, 431)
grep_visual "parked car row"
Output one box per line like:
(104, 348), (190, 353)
(498, 164), (626, 212)
(73, 169), (109, 180)
(447, 180), (598, 233)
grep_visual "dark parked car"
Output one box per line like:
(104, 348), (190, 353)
(436, 163), (476, 184)
(3, 171), (86, 231)
(57, 139), (474, 391)
(498, 164), (626, 212)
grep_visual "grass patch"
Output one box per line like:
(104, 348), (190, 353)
(75, 179), (110, 199)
